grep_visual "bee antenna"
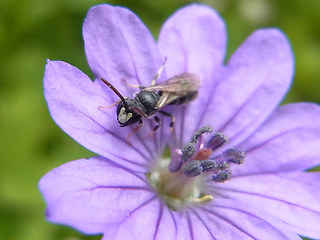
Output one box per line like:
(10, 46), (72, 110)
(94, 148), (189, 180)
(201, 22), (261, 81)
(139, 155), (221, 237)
(100, 78), (127, 107)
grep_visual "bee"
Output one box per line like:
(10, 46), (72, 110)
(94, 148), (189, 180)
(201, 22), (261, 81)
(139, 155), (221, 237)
(100, 63), (200, 136)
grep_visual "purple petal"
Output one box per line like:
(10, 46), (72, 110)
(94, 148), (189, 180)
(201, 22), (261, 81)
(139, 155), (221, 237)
(44, 60), (165, 171)
(158, 4), (226, 82)
(187, 199), (301, 239)
(211, 172), (320, 239)
(172, 28), (294, 146)
(39, 156), (186, 239)
(82, 4), (168, 161)
(83, 4), (165, 90)
(157, 4), (226, 146)
(237, 103), (320, 174)
(211, 29), (294, 145)
(106, 200), (185, 239)
(39, 156), (156, 235)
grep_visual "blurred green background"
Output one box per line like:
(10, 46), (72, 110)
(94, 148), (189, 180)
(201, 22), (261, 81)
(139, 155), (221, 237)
(0, 0), (319, 239)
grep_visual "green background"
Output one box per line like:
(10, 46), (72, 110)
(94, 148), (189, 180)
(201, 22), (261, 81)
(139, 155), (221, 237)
(0, 0), (319, 239)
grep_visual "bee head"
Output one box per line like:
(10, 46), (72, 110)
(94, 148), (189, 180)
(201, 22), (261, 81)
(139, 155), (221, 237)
(116, 99), (142, 127)
(99, 78), (147, 127)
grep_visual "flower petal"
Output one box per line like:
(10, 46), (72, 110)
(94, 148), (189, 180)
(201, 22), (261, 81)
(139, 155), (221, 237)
(82, 4), (169, 162)
(188, 199), (301, 240)
(107, 201), (185, 240)
(171, 28), (293, 146)
(44, 60), (165, 171)
(157, 4), (226, 146)
(83, 4), (164, 90)
(237, 103), (320, 174)
(212, 172), (320, 239)
(158, 4), (226, 81)
(213, 29), (294, 145)
(39, 156), (157, 235)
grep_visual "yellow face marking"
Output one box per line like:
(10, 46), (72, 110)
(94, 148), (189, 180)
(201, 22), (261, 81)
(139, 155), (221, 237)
(126, 112), (133, 122)
(118, 107), (127, 124)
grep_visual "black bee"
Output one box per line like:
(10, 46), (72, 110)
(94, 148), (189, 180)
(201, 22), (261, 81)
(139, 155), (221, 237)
(100, 67), (200, 134)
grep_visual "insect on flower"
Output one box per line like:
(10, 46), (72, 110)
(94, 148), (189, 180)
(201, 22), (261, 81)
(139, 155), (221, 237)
(40, 4), (320, 240)
(100, 60), (201, 136)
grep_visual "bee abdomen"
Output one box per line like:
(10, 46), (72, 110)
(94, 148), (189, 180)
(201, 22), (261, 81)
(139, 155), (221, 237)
(169, 91), (198, 105)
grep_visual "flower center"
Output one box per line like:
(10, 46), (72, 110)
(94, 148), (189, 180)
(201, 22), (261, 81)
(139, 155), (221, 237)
(147, 126), (245, 211)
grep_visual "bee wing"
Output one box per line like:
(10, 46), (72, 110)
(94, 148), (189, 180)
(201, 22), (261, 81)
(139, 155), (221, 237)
(154, 74), (201, 109)
(143, 73), (201, 94)
(156, 92), (171, 109)
(156, 92), (186, 109)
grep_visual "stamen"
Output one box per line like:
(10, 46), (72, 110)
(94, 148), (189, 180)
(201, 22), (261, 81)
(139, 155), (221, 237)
(200, 160), (229, 172)
(193, 194), (213, 203)
(200, 159), (217, 172)
(181, 126), (213, 161)
(190, 126), (213, 142)
(206, 132), (228, 151)
(169, 148), (182, 172)
(216, 161), (229, 170)
(223, 148), (245, 165)
(212, 168), (232, 183)
(148, 126), (246, 211)
(181, 142), (197, 162)
(182, 161), (203, 177)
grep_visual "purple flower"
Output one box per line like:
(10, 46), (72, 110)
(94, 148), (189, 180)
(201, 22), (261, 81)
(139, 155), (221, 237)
(39, 4), (320, 240)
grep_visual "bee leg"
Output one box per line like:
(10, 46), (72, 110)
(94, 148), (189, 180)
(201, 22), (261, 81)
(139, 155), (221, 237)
(159, 110), (175, 132)
(127, 119), (143, 143)
(151, 57), (167, 86)
(98, 99), (122, 110)
(148, 116), (161, 137)
(153, 115), (161, 132)
(121, 78), (144, 89)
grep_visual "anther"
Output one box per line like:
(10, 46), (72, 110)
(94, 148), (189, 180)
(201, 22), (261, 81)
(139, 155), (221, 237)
(216, 161), (229, 170)
(200, 159), (217, 172)
(206, 132), (228, 151)
(223, 148), (245, 165)
(212, 168), (232, 183)
(181, 142), (197, 161)
(193, 195), (213, 203)
(191, 126), (213, 142)
(183, 160), (203, 177)
(181, 126), (213, 162)
(200, 160), (230, 173)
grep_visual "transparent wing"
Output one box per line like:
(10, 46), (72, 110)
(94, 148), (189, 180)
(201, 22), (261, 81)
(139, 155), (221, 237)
(147, 73), (201, 109)
(143, 73), (201, 94)
(156, 92), (174, 109)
